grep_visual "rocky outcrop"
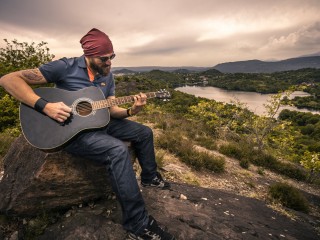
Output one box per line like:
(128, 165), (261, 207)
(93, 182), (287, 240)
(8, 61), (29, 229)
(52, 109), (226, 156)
(38, 183), (319, 240)
(0, 136), (112, 216)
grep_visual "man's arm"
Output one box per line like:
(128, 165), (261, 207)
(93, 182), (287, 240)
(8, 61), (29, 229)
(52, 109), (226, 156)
(0, 69), (47, 107)
(0, 69), (71, 122)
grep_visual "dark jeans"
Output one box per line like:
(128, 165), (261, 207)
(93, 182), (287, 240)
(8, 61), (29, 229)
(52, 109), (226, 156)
(64, 118), (157, 234)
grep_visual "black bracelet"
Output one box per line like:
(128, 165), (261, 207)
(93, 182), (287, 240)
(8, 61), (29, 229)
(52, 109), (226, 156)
(34, 98), (48, 113)
(126, 108), (132, 116)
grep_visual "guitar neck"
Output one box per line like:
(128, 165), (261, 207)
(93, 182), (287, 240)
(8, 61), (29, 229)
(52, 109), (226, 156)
(92, 92), (157, 110)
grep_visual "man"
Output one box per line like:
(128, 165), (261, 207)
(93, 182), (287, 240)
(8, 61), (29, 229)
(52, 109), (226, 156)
(0, 28), (176, 240)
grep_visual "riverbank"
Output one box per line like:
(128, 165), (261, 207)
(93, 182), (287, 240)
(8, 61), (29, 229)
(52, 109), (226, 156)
(175, 85), (320, 116)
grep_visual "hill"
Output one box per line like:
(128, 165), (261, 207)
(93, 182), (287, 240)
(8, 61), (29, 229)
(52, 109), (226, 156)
(112, 68), (136, 75)
(213, 56), (320, 73)
(112, 66), (210, 73)
(112, 55), (320, 74)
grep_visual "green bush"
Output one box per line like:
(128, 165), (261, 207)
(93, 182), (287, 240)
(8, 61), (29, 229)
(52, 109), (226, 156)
(250, 152), (278, 169)
(156, 131), (225, 173)
(250, 152), (307, 181)
(275, 162), (307, 181)
(0, 39), (55, 132)
(269, 182), (309, 213)
(219, 144), (308, 181)
(184, 150), (225, 173)
(219, 142), (245, 160)
(240, 159), (250, 169)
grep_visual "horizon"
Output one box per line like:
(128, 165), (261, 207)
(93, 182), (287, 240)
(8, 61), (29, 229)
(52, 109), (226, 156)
(111, 54), (320, 69)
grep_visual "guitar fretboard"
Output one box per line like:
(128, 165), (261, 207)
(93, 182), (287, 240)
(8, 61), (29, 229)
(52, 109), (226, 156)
(92, 92), (157, 110)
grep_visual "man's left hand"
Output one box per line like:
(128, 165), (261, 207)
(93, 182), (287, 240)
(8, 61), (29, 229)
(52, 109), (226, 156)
(131, 92), (147, 114)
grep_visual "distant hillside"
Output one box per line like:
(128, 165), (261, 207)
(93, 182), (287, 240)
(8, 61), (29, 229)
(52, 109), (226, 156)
(213, 56), (320, 73)
(112, 68), (136, 74)
(112, 66), (210, 73)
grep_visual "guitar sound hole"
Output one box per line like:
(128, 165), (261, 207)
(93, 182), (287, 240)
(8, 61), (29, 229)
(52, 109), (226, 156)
(75, 101), (93, 116)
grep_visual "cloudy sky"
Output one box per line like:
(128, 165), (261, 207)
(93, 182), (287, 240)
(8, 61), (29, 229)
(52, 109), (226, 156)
(1, 0), (320, 67)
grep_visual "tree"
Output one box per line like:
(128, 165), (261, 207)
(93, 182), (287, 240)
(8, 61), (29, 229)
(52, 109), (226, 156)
(0, 39), (54, 76)
(300, 151), (320, 182)
(0, 39), (55, 131)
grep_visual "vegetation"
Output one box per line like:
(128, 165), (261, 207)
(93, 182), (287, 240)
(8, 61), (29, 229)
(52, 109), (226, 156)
(0, 39), (55, 131)
(268, 182), (310, 213)
(0, 39), (54, 161)
(116, 73), (316, 179)
(0, 39), (54, 76)
(155, 123), (225, 173)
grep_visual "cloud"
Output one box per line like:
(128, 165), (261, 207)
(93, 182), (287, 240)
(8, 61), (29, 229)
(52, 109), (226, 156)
(1, 0), (320, 66)
(260, 22), (320, 58)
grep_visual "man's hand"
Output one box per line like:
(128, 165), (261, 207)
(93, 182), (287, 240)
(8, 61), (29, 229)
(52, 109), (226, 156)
(43, 102), (72, 122)
(131, 92), (147, 115)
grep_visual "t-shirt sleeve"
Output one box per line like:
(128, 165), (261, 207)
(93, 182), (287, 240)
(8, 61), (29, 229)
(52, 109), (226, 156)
(38, 58), (68, 83)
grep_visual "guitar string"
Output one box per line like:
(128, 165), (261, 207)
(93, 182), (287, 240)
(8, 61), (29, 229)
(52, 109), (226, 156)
(74, 92), (161, 112)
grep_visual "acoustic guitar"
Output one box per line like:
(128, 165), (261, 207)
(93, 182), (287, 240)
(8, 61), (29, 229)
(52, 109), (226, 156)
(20, 86), (170, 150)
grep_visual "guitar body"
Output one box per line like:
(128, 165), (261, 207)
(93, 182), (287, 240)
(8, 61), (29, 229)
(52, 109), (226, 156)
(20, 87), (110, 150)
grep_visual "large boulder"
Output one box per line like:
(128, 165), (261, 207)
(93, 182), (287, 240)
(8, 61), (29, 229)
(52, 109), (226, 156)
(0, 136), (112, 216)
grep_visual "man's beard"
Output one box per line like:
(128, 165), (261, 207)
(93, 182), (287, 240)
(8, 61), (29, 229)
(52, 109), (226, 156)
(89, 60), (110, 76)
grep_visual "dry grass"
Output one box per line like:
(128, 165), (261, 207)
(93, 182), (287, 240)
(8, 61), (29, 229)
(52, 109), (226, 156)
(133, 116), (320, 219)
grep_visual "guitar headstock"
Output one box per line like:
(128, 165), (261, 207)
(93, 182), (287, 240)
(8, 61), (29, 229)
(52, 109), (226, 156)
(155, 89), (171, 100)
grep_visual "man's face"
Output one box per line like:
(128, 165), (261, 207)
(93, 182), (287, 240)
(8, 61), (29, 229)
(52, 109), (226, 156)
(88, 53), (115, 76)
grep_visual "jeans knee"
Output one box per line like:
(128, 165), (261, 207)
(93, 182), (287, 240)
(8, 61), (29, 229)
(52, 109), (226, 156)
(141, 125), (153, 139)
(106, 143), (130, 167)
(114, 143), (129, 158)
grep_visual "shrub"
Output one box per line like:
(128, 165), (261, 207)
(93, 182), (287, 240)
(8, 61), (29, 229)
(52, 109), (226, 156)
(220, 144), (308, 181)
(194, 151), (225, 173)
(250, 152), (307, 181)
(268, 182), (309, 213)
(156, 131), (225, 173)
(257, 167), (265, 175)
(250, 152), (278, 168)
(274, 162), (307, 181)
(219, 143), (244, 160)
(194, 136), (218, 151)
(240, 159), (250, 169)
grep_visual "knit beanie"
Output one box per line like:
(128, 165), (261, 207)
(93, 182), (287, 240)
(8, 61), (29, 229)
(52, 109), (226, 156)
(80, 28), (113, 57)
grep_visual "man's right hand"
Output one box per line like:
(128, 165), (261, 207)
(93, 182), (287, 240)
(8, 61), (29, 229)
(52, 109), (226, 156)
(43, 102), (72, 122)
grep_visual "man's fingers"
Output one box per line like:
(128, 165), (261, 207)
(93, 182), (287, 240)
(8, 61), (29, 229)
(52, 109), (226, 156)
(46, 102), (72, 122)
(59, 102), (72, 112)
(139, 92), (147, 100)
(57, 102), (72, 118)
(56, 117), (65, 123)
(59, 110), (71, 118)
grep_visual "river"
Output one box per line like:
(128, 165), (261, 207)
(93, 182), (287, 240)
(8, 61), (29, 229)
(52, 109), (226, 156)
(175, 86), (320, 116)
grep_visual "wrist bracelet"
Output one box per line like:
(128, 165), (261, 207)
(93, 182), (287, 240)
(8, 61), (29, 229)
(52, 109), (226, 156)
(127, 108), (132, 116)
(34, 98), (48, 113)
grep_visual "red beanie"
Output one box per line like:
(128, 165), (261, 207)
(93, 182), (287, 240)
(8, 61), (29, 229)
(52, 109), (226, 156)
(80, 28), (113, 57)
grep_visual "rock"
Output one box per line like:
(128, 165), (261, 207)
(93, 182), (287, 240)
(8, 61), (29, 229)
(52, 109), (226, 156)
(0, 136), (112, 216)
(38, 183), (320, 240)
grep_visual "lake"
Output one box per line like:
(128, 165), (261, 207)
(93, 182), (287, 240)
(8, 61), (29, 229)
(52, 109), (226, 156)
(175, 86), (320, 116)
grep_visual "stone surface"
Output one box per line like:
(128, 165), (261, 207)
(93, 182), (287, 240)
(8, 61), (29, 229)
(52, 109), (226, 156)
(0, 136), (112, 216)
(37, 183), (320, 240)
